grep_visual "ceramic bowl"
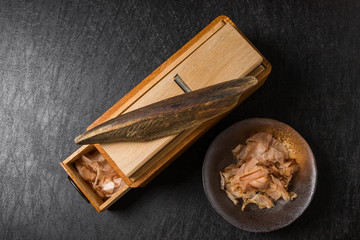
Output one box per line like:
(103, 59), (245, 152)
(202, 118), (317, 232)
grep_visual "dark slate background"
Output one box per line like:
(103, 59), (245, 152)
(1, 0), (359, 239)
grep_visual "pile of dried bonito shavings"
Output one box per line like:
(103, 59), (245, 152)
(220, 132), (299, 210)
(75, 152), (125, 199)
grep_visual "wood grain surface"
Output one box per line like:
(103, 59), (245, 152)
(96, 21), (263, 177)
(0, 0), (359, 239)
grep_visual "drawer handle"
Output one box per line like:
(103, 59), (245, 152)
(67, 176), (90, 203)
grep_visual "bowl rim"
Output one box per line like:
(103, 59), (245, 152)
(202, 118), (317, 232)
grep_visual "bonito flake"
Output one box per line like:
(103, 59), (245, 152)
(220, 132), (299, 211)
(75, 151), (125, 199)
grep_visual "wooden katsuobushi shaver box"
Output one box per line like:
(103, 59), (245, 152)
(60, 16), (271, 212)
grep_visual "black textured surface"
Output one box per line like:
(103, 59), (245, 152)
(1, 0), (359, 239)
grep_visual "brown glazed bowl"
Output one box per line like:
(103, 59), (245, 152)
(202, 118), (317, 232)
